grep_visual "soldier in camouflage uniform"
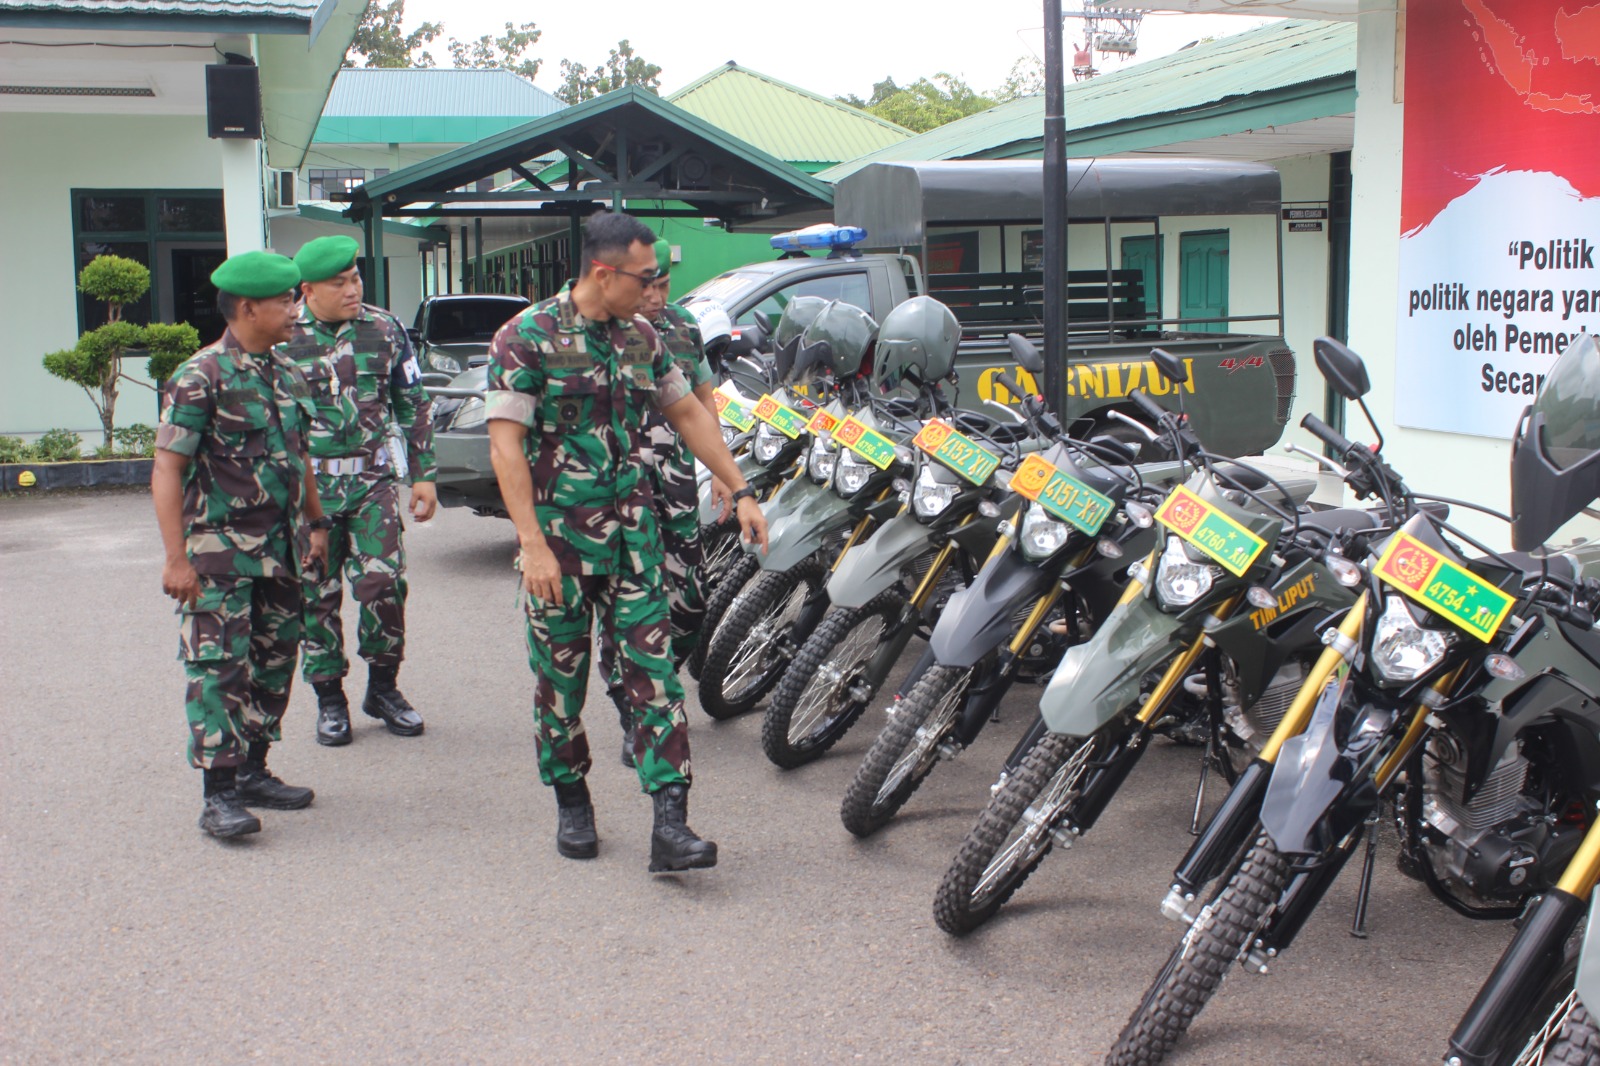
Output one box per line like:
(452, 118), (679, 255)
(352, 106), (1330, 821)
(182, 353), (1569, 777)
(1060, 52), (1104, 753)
(152, 251), (331, 840)
(484, 211), (767, 873)
(283, 236), (436, 746)
(597, 238), (728, 768)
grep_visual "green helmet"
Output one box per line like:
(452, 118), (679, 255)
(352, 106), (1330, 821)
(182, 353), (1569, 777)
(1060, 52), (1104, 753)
(873, 296), (961, 392)
(772, 295), (831, 383)
(794, 299), (878, 381)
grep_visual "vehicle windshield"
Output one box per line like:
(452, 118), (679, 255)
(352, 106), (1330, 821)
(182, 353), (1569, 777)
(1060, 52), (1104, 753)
(683, 271), (765, 312)
(424, 299), (528, 344)
(1530, 333), (1600, 471)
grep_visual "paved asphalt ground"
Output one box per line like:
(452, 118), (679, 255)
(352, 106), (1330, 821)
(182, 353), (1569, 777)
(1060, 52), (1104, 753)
(2, 489), (1514, 1064)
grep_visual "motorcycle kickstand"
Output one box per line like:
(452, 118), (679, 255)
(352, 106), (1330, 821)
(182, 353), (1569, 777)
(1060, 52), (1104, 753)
(1188, 742), (1211, 836)
(1190, 651), (1223, 836)
(1350, 812), (1381, 939)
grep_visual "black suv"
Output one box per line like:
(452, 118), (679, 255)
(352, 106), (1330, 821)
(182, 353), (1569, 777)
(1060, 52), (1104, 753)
(408, 294), (529, 377)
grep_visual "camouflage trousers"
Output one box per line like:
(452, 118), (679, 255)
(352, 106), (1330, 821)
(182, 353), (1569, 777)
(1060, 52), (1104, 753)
(598, 439), (705, 689)
(523, 565), (690, 793)
(178, 574), (302, 769)
(300, 470), (406, 683)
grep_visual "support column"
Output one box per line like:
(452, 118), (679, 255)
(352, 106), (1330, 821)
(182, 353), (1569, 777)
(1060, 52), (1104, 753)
(219, 138), (265, 254)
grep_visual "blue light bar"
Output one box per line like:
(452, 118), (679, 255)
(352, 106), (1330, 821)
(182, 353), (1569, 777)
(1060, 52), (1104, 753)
(770, 223), (867, 252)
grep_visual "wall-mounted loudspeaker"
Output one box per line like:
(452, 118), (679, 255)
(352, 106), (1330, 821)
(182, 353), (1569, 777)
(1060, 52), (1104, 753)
(205, 64), (261, 140)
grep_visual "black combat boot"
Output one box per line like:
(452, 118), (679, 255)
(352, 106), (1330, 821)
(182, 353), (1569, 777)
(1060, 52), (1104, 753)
(314, 679), (352, 747)
(649, 783), (717, 873)
(553, 779), (599, 860)
(608, 682), (636, 769)
(362, 665), (425, 737)
(236, 741), (315, 810)
(199, 766), (261, 839)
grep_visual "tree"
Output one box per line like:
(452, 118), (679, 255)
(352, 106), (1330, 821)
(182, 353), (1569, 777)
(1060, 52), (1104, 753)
(859, 74), (995, 133)
(555, 40), (661, 104)
(40, 256), (201, 448)
(993, 56), (1045, 101)
(344, 0), (442, 68)
(836, 77), (902, 111)
(447, 21), (543, 80)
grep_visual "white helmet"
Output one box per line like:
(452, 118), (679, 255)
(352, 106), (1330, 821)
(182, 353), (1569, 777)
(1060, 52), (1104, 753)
(692, 302), (734, 372)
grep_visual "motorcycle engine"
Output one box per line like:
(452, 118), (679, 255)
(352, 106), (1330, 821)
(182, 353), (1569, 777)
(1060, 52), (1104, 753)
(1420, 737), (1583, 903)
(1221, 660), (1306, 751)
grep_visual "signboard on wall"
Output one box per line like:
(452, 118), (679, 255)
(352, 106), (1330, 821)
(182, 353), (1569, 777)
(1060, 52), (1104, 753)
(1394, 0), (1600, 438)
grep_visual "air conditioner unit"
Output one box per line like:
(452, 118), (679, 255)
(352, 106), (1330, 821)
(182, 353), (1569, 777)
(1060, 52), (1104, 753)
(268, 169), (297, 210)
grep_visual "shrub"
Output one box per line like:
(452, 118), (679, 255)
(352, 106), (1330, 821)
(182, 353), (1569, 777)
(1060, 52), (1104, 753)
(145, 322), (201, 384)
(114, 423), (157, 457)
(31, 428), (83, 462)
(0, 436), (28, 463)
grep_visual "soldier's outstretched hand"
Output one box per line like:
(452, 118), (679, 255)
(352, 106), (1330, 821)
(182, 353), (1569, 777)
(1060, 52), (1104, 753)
(736, 496), (768, 552)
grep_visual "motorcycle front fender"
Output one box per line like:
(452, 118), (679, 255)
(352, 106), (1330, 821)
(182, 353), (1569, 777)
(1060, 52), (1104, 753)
(752, 474), (855, 572)
(927, 548), (1056, 669)
(827, 510), (933, 608)
(1040, 593), (1188, 736)
(700, 451), (766, 524)
(1260, 679), (1395, 856)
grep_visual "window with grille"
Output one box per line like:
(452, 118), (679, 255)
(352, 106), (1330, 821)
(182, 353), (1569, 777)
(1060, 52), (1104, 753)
(306, 169), (366, 200)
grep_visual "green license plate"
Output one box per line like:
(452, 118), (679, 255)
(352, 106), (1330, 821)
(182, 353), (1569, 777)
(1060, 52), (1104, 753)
(913, 418), (1001, 486)
(1154, 484), (1267, 576)
(1009, 452), (1114, 535)
(714, 388), (756, 432)
(834, 415), (897, 469)
(1375, 530), (1515, 642)
(753, 394), (808, 439)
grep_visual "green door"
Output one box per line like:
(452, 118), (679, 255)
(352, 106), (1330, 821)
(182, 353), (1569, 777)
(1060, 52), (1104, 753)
(1120, 235), (1161, 323)
(1179, 230), (1229, 333)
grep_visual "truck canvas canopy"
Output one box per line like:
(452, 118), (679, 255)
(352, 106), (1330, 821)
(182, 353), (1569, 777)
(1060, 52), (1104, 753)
(835, 159), (1282, 250)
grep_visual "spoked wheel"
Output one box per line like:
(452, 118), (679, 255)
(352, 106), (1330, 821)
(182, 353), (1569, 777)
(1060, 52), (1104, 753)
(688, 551), (760, 681)
(698, 518), (743, 597)
(933, 727), (1109, 936)
(698, 558), (826, 720)
(1498, 932), (1586, 1066)
(1105, 833), (1290, 1065)
(840, 664), (971, 838)
(762, 590), (906, 769)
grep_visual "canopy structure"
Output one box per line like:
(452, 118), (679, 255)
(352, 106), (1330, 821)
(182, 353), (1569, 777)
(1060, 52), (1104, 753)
(834, 158), (1283, 250)
(340, 86), (835, 297)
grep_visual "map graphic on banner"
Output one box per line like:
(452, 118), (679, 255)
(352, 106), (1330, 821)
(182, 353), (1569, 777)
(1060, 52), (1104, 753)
(1395, 0), (1600, 438)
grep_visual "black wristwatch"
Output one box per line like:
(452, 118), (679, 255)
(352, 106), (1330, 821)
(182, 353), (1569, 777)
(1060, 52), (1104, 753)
(730, 486), (757, 505)
(308, 516), (335, 531)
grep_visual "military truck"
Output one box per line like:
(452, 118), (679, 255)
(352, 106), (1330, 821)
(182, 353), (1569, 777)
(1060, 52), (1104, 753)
(429, 157), (1298, 516)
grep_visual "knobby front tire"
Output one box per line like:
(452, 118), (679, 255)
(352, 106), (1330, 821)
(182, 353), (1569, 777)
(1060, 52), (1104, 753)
(698, 558), (826, 720)
(1105, 833), (1290, 1066)
(689, 551), (760, 681)
(840, 664), (970, 838)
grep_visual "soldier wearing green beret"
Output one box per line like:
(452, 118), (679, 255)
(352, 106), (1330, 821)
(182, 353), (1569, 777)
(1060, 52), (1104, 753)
(152, 250), (331, 839)
(596, 238), (727, 767)
(282, 235), (437, 747)
(485, 211), (767, 872)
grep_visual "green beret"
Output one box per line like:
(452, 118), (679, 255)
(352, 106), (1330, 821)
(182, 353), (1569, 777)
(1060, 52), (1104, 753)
(653, 238), (672, 276)
(294, 235), (361, 283)
(209, 251), (300, 299)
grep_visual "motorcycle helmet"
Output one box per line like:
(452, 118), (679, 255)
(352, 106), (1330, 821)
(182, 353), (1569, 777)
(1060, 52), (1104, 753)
(693, 302), (734, 374)
(771, 296), (830, 384)
(873, 296), (961, 392)
(792, 300), (878, 383)
(1510, 332), (1600, 549)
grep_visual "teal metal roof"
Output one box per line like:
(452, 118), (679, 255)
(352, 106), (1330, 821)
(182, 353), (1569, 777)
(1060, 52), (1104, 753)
(819, 19), (1356, 182)
(667, 62), (912, 167)
(0, 0), (337, 34)
(315, 68), (565, 144)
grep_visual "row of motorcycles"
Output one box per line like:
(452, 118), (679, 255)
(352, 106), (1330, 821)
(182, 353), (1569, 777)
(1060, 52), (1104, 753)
(686, 290), (1600, 1065)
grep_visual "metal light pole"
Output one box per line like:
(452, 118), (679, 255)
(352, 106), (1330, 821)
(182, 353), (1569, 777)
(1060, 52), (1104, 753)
(1042, 0), (1069, 417)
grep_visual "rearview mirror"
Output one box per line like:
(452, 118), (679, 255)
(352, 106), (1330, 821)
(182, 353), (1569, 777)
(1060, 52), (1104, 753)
(1313, 337), (1371, 400)
(1150, 348), (1189, 388)
(753, 310), (774, 337)
(1006, 333), (1045, 375)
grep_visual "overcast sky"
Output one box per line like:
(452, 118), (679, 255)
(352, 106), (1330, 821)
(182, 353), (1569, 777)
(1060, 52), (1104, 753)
(395, 0), (1283, 101)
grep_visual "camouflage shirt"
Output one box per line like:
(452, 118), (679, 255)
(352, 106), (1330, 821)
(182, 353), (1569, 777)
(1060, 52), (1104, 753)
(654, 302), (714, 389)
(279, 302), (437, 482)
(155, 330), (317, 579)
(484, 288), (693, 575)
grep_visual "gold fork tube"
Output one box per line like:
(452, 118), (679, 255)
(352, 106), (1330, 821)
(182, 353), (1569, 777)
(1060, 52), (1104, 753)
(1257, 591), (1369, 765)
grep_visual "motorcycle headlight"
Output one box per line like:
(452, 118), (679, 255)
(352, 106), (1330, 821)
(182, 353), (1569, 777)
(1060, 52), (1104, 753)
(912, 464), (960, 519)
(1371, 594), (1455, 682)
(721, 425), (737, 448)
(834, 448), (873, 497)
(1154, 536), (1218, 608)
(429, 351), (461, 375)
(1019, 502), (1072, 559)
(753, 423), (785, 465)
(808, 437), (838, 483)
(450, 396), (485, 430)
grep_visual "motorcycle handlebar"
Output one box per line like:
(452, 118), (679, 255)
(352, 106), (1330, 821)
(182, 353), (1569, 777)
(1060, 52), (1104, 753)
(1300, 413), (1358, 458)
(1128, 390), (1169, 427)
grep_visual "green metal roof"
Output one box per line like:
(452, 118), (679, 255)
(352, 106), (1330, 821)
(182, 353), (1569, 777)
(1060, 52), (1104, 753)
(314, 68), (565, 144)
(819, 19), (1356, 182)
(667, 62), (912, 167)
(0, 0), (338, 35)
